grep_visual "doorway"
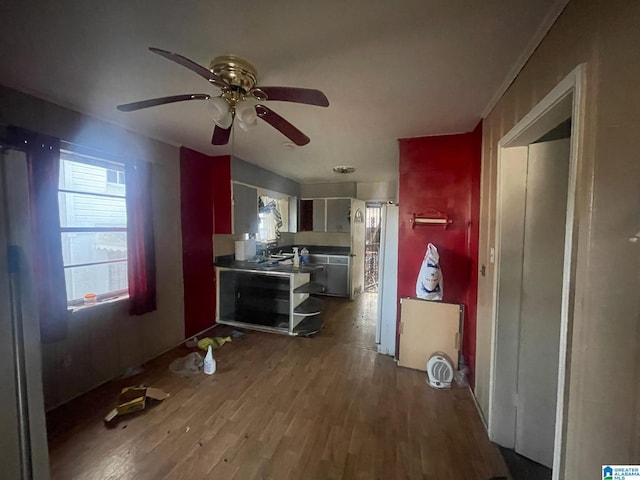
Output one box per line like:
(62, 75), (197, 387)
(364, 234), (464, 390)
(488, 65), (586, 480)
(364, 203), (383, 293)
(499, 134), (569, 478)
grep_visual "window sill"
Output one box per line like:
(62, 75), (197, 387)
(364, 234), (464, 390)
(68, 294), (129, 314)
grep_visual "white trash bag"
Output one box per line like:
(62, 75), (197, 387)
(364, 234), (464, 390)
(415, 243), (443, 300)
(169, 352), (203, 376)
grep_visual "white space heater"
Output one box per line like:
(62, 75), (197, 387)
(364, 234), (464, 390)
(426, 352), (454, 389)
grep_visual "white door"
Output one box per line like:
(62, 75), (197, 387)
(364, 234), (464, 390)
(376, 204), (398, 355)
(515, 139), (570, 467)
(350, 199), (365, 300)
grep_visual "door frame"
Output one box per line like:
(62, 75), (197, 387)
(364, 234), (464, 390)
(488, 64), (586, 478)
(350, 198), (366, 300)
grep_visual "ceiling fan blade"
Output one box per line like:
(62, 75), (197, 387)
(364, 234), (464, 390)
(212, 124), (232, 145)
(149, 47), (227, 88)
(117, 93), (210, 112)
(255, 105), (310, 146)
(254, 87), (329, 107)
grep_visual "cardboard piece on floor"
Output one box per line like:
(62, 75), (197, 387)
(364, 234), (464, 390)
(398, 297), (462, 371)
(104, 386), (171, 423)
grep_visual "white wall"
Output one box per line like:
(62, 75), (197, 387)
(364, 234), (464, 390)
(294, 231), (351, 247)
(356, 181), (397, 202)
(301, 182), (356, 198)
(476, 1), (640, 476)
(0, 85), (185, 409)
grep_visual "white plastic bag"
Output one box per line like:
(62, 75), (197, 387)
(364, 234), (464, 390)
(415, 243), (443, 300)
(169, 352), (203, 376)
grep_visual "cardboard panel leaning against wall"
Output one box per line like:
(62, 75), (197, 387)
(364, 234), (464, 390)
(0, 85), (185, 409)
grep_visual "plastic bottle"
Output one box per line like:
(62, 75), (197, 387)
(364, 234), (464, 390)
(293, 247), (300, 268)
(203, 345), (216, 375)
(300, 247), (309, 265)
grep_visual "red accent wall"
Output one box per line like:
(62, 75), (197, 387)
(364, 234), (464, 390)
(397, 122), (482, 382)
(180, 147), (217, 338)
(211, 155), (232, 234)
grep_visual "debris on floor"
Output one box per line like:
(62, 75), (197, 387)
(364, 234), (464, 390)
(197, 336), (232, 351)
(119, 365), (144, 379)
(169, 352), (203, 376)
(230, 329), (245, 339)
(104, 386), (170, 423)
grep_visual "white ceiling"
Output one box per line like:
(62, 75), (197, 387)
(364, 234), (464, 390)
(0, 0), (564, 184)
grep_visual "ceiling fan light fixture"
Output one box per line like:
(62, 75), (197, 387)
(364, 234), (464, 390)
(333, 166), (356, 174)
(207, 96), (233, 129)
(235, 103), (258, 131)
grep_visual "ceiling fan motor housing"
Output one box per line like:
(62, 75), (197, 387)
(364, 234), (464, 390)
(210, 55), (258, 93)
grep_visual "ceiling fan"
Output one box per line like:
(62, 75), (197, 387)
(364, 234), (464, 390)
(117, 47), (329, 146)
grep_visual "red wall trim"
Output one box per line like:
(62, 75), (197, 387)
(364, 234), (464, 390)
(212, 155), (232, 234)
(397, 122), (482, 383)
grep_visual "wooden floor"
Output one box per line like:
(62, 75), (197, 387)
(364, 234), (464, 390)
(47, 293), (509, 479)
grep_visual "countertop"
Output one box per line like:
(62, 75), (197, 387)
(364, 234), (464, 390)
(215, 255), (324, 274)
(269, 245), (350, 256)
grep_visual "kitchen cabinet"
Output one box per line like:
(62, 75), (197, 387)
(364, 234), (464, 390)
(233, 183), (258, 235)
(312, 199), (326, 231)
(299, 199), (313, 231)
(326, 198), (351, 232)
(299, 197), (352, 233)
(308, 254), (350, 297)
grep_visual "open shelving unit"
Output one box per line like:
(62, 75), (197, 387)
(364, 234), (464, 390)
(216, 266), (324, 336)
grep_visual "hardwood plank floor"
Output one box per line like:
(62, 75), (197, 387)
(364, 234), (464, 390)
(47, 293), (509, 479)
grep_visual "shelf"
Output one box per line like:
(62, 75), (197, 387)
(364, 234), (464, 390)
(217, 319), (288, 336)
(293, 314), (323, 336)
(293, 281), (326, 294)
(241, 276), (290, 291)
(232, 311), (289, 329)
(294, 297), (324, 316)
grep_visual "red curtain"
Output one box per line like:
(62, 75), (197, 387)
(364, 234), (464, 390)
(126, 159), (156, 315)
(8, 126), (68, 342)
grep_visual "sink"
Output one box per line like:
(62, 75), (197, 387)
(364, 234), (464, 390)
(256, 263), (281, 270)
(268, 254), (293, 261)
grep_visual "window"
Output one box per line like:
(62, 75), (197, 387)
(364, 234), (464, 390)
(257, 195), (289, 242)
(58, 150), (128, 303)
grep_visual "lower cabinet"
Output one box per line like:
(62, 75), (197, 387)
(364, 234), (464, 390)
(308, 255), (350, 297)
(325, 264), (349, 296)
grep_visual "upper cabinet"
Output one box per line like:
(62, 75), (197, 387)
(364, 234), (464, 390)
(211, 156), (300, 235)
(312, 199), (326, 232)
(299, 198), (351, 233)
(326, 199), (351, 232)
(233, 183), (258, 235)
